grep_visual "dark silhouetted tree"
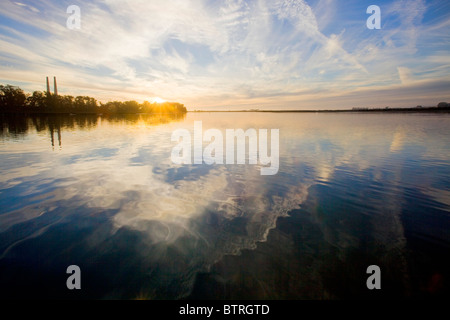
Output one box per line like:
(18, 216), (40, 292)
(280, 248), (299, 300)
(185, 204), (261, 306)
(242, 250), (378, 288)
(0, 85), (27, 112)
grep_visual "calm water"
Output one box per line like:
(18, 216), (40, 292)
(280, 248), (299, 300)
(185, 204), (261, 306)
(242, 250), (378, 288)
(0, 112), (449, 299)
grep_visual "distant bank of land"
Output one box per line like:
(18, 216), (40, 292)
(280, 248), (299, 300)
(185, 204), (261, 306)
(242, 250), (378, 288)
(192, 104), (450, 113)
(2, 83), (448, 115)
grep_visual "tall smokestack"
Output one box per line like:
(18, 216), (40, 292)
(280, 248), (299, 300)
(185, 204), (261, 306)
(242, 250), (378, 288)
(46, 77), (51, 95)
(54, 77), (58, 96)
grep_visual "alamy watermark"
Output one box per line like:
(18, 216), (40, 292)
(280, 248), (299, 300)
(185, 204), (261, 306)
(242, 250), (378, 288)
(66, 5), (81, 30)
(366, 265), (381, 290)
(66, 265), (81, 290)
(171, 121), (279, 176)
(367, 5), (381, 30)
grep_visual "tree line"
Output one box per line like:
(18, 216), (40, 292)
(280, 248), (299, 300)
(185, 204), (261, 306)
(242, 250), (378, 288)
(0, 84), (187, 114)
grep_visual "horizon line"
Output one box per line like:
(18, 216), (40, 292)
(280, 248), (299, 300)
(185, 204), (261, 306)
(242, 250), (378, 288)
(190, 105), (450, 113)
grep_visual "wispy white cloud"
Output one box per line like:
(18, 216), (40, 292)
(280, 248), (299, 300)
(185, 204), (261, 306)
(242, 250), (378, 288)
(13, 1), (40, 13)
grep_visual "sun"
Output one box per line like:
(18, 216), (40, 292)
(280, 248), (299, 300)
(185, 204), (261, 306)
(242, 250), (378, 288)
(152, 97), (166, 103)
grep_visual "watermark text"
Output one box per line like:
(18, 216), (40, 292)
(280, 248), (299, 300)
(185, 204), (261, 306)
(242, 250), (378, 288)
(171, 121), (279, 176)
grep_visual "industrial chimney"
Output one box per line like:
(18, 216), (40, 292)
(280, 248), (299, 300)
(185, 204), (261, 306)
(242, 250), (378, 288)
(54, 77), (58, 96)
(46, 77), (51, 95)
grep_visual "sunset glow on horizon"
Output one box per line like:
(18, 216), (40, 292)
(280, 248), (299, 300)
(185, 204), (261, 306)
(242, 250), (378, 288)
(0, 0), (449, 110)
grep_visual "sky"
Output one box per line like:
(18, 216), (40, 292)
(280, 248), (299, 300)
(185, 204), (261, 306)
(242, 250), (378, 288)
(0, 0), (449, 110)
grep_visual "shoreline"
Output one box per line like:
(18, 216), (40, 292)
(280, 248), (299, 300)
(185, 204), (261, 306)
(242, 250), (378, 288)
(191, 106), (450, 113)
(1, 106), (450, 116)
